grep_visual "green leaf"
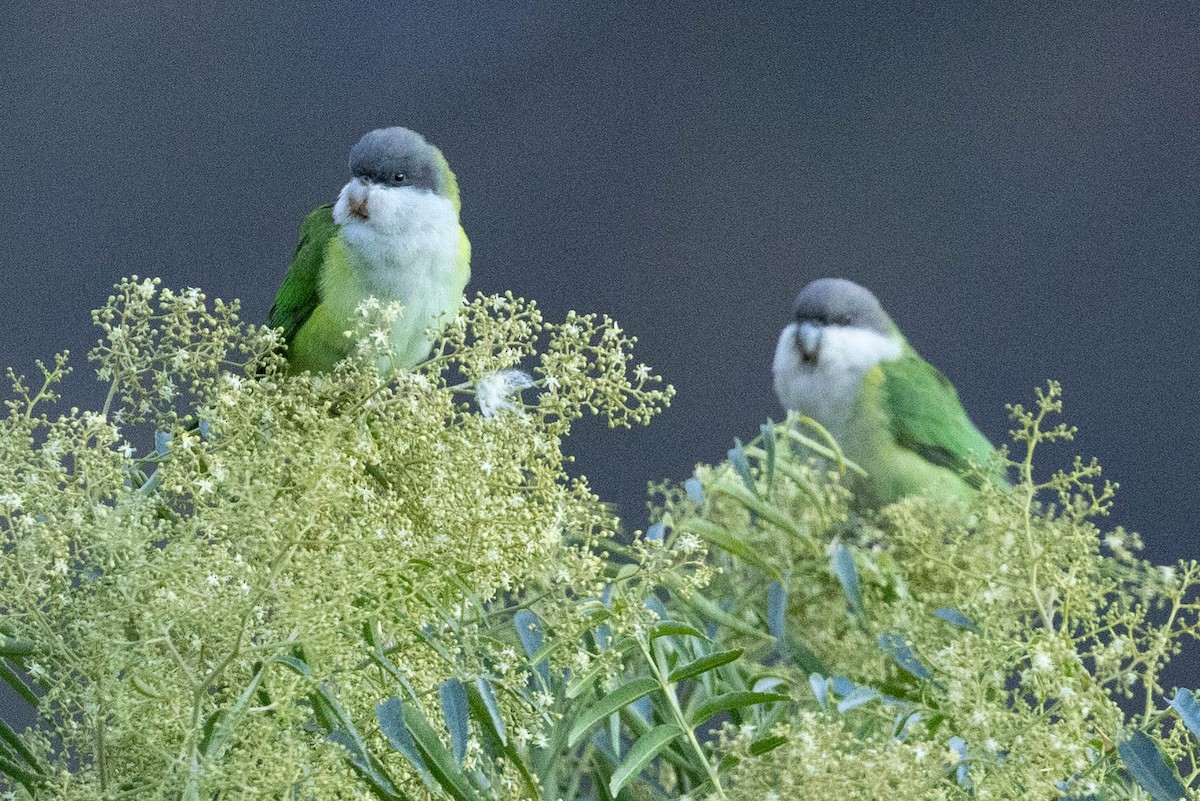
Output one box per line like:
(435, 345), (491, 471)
(1169, 689), (1200, 742)
(776, 630), (827, 675)
(933, 607), (978, 632)
(0, 661), (39, 706)
(1118, 730), (1186, 801)
(608, 725), (684, 797)
(0, 715), (43, 776)
(749, 734), (787, 756)
(439, 679), (470, 764)
(678, 517), (781, 579)
(710, 482), (804, 541)
(760, 421), (776, 490)
(469, 677), (507, 747)
(831, 544), (863, 618)
(836, 685), (881, 713)
(377, 696), (438, 795)
(651, 620), (708, 640)
(0, 751), (43, 794)
(767, 581), (787, 641)
(568, 678), (660, 747)
(728, 438), (757, 495)
(0, 637), (34, 658)
(668, 649), (744, 683)
(379, 695), (483, 801)
(688, 691), (790, 727)
(878, 633), (932, 680)
(198, 662), (267, 760)
(514, 610), (550, 686)
(327, 728), (402, 799)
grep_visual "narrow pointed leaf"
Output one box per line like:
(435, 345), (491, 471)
(327, 728), (401, 797)
(689, 691), (789, 727)
(668, 649), (744, 683)
(1118, 730), (1186, 801)
(0, 751), (43, 794)
(767, 581), (787, 641)
(198, 662), (267, 759)
(388, 696), (483, 801)
(760, 421), (776, 489)
(934, 607), (978, 632)
(728, 438), (757, 494)
(0, 716), (42, 774)
(469, 677), (507, 746)
(377, 697), (438, 794)
(749, 734), (787, 756)
(0, 662), (39, 706)
(809, 673), (829, 708)
(608, 725), (684, 797)
(0, 637), (34, 658)
(568, 678), (659, 747)
(836, 685), (881, 713)
(679, 518), (780, 578)
(439, 679), (470, 764)
(651, 620), (708, 640)
(878, 633), (932, 680)
(831, 544), (862, 617)
(777, 630), (827, 674)
(513, 610), (549, 686)
(710, 483), (804, 541)
(1168, 689), (1200, 741)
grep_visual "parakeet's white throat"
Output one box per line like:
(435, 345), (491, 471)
(327, 176), (464, 367)
(772, 322), (901, 444)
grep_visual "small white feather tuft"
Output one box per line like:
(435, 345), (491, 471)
(477, 370), (534, 418)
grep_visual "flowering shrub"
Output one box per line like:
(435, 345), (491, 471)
(1, 280), (1198, 800)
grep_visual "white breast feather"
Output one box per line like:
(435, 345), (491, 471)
(331, 181), (464, 367)
(771, 323), (902, 445)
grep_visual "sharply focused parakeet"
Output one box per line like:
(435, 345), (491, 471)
(772, 278), (996, 506)
(269, 127), (470, 374)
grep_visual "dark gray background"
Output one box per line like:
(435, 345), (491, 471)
(2, 2), (1198, 724)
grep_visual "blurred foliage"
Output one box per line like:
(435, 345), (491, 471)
(1, 280), (1198, 801)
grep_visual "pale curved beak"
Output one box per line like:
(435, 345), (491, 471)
(347, 177), (371, 221)
(795, 322), (822, 365)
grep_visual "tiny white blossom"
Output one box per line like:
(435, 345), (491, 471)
(206, 575), (221, 587)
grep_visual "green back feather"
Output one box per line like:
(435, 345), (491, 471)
(879, 347), (995, 488)
(268, 204), (339, 346)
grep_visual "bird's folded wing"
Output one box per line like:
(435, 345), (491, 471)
(879, 349), (996, 488)
(268, 204), (338, 345)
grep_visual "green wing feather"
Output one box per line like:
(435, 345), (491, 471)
(879, 348), (995, 488)
(268, 204), (339, 345)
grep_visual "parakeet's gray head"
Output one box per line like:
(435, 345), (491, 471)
(786, 278), (897, 366)
(772, 278), (903, 423)
(348, 127), (453, 197)
(333, 126), (461, 234)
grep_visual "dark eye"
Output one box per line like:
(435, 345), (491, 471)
(391, 172), (407, 184)
(833, 314), (851, 326)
